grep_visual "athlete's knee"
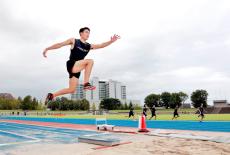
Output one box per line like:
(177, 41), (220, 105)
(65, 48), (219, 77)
(68, 87), (76, 93)
(86, 59), (94, 65)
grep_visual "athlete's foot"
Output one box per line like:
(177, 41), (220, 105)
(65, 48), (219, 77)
(83, 82), (96, 90)
(45, 93), (54, 105)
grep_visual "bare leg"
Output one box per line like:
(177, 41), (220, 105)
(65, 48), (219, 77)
(50, 59), (94, 98)
(200, 116), (204, 122)
(149, 116), (152, 120)
(83, 59), (94, 84)
(71, 59), (94, 84)
(53, 77), (78, 97)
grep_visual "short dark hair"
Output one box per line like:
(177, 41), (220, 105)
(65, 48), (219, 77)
(79, 27), (90, 34)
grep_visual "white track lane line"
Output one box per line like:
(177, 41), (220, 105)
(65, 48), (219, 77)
(1, 123), (107, 137)
(0, 120), (99, 132)
(0, 129), (40, 146)
(83, 132), (109, 137)
(1, 123), (73, 136)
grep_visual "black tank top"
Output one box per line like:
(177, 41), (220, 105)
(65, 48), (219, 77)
(174, 108), (178, 113)
(199, 107), (204, 113)
(69, 39), (91, 61)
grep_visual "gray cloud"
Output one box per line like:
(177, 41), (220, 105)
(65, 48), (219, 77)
(0, 0), (230, 104)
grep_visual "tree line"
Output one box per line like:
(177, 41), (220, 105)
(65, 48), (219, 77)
(0, 89), (208, 110)
(47, 97), (90, 111)
(0, 95), (42, 110)
(99, 98), (141, 110)
(144, 89), (208, 108)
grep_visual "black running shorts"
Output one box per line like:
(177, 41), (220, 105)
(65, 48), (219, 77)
(174, 112), (179, 117)
(129, 111), (134, 117)
(151, 113), (156, 117)
(66, 60), (81, 79)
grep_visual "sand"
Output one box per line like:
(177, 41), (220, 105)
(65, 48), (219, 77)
(1, 130), (229, 155)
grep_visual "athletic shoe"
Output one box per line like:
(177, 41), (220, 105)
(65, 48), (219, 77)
(45, 93), (54, 105)
(83, 82), (96, 90)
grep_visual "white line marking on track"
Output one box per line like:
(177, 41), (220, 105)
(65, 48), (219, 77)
(0, 129), (40, 146)
(1, 122), (107, 138)
(0, 120), (98, 132)
(1, 123), (72, 136)
(0, 140), (40, 147)
(83, 132), (109, 137)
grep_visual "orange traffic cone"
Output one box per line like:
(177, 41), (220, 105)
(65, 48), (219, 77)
(138, 115), (149, 132)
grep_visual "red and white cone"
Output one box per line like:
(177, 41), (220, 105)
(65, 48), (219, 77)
(138, 115), (149, 132)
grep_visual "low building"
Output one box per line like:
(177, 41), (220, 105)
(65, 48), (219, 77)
(181, 103), (191, 108)
(213, 100), (230, 107)
(120, 99), (140, 105)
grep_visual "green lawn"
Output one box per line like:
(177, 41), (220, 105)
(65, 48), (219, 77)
(26, 114), (230, 121)
(1, 109), (230, 121)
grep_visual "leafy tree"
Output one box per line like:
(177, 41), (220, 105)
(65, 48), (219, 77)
(92, 103), (96, 111)
(178, 91), (188, 105)
(0, 95), (40, 110)
(68, 100), (74, 110)
(144, 94), (160, 108)
(0, 97), (20, 110)
(80, 99), (90, 110)
(160, 92), (171, 108)
(119, 104), (124, 110)
(59, 97), (69, 110)
(100, 98), (121, 110)
(73, 100), (80, 110)
(17, 96), (22, 106)
(169, 93), (182, 108)
(48, 101), (56, 110)
(31, 97), (38, 110)
(191, 89), (208, 108)
(48, 98), (90, 111)
(20, 95), (32, 110)
(48, 97), (60, 110)
(124, 102), (128, 110)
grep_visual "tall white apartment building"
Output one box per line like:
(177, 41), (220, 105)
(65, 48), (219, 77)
(105, 80), (122, 99)
(71, 77), (138, 109)
(70, 84), (84, 100)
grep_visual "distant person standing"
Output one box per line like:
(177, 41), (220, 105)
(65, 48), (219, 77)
(198, 104), (206, 122)
(172, 105), (180, 120)
(128, 105), (135, 120)
(142, 104), (148, 117)
(149, 105), (157, 120)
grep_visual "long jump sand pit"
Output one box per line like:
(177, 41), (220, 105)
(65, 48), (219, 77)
(1, 129), (229, 155)
(0, 119), (229, 155)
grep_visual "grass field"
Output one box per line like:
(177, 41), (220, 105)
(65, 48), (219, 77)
(1, 109), (230, 121)
(24, 114), (230, 121)
(33, 114), (230, 121)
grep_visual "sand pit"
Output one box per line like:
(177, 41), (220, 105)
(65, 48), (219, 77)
(1, 129), (229, 155)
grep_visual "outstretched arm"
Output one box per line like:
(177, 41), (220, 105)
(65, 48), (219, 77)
(91, 34), (120, 50)
(43, 38), (74, 58)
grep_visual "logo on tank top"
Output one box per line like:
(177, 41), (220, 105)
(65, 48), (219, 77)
(77, 47), (89, 52)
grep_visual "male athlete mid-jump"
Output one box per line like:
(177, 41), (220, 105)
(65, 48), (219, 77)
(43, 27), (120, 104)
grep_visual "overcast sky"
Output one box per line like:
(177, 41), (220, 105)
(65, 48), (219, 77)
(0, 0), (230, 104)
